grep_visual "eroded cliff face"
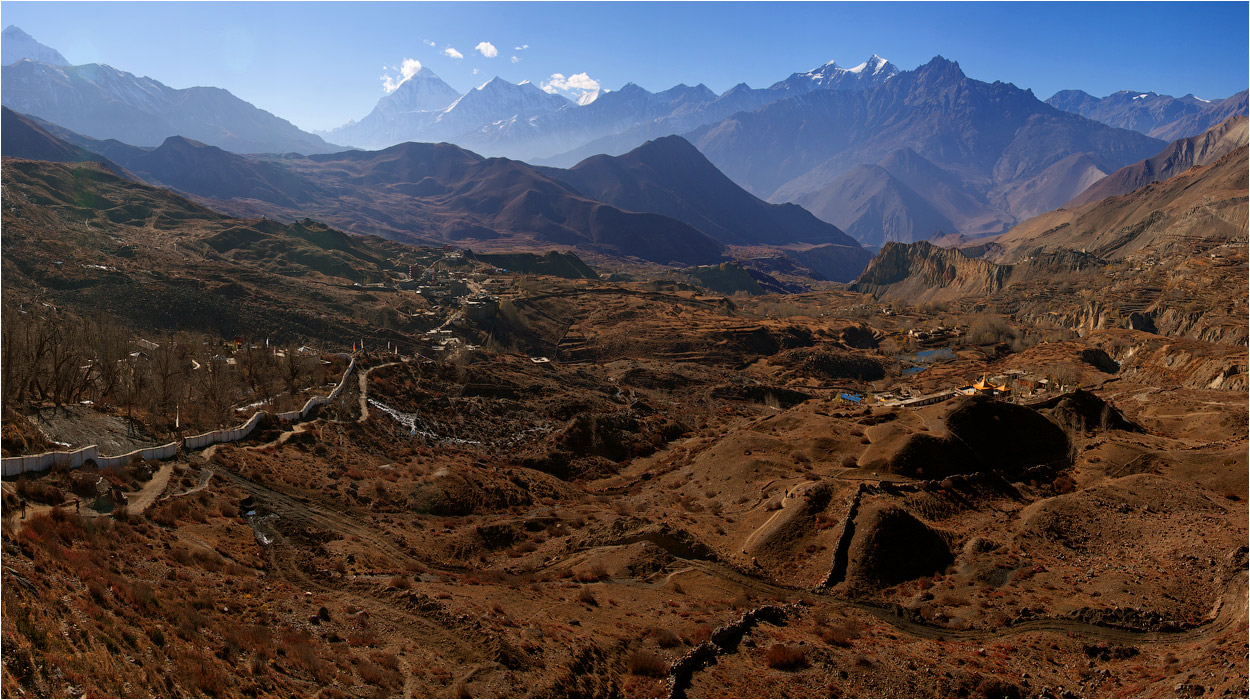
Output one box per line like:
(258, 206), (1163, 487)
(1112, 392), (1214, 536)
(848, 144), (1248, 349)
(850, 241), (1011, 304)
(1084, 329), (1249, 392)
(1012, 300), (1249, 349)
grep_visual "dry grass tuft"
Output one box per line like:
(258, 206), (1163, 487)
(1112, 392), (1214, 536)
(627, 650), (669, 677)
(764, 643), (806, 669)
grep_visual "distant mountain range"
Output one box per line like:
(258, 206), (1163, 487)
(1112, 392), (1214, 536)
(1046, 88), (1250, 142)
(5, 107), (875, 278)
(2, 24), (1246, 259)
(1, 28), (340, 155)
(323, 54), (901, 163)
(688, 57), (1170, 247)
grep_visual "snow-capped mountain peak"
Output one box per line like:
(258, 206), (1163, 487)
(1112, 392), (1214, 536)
(377, 66), (461, 115)
(848, 54), (891, 75)
(576, 88), (609, 106)
(770, 54), (898, 93)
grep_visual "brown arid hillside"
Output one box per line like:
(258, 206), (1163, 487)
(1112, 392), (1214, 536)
(851, 143), (1249, 346)
(1067, 114), (1248, 208)
(1, 157), (455, 346)
(980, 145), (1248, 263)
(2, 146), (1247, 699)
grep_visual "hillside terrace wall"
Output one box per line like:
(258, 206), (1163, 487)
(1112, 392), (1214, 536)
(2, 355), (355, 477)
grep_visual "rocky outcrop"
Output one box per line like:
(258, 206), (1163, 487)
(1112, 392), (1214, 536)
(850, 240), (1011, 303)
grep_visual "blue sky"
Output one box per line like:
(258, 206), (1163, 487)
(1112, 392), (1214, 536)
(2, 1), (1247, 132)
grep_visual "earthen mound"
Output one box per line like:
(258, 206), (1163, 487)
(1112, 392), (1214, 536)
(775, 346), (886, 381)
(873, 397), (1072, 478)
(944, 396), (1071, 473)
(880, 432), (982, 479)
(845, 504), (952, 587)
(1030, 389), (1141, 434)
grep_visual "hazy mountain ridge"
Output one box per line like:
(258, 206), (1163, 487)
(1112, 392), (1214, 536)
(2, 25), (68, 66)
(687, 57), (1166, 246)
(2, 59), (341, 155)
(1, 26), (340, 155)
(11, 112), (875, 276)
(327, 55), (901, 164)
(0, 106), (130, 176)
(853, 136), (1249, 307)
(546, 134), (873, 280)
(1047, 88), (1248, 141)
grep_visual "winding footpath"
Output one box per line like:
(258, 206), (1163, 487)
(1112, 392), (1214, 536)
(356, 360), (402, 422)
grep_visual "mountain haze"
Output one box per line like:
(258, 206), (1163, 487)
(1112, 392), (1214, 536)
(2, 54), (341, 155)
(1, 26), (67, 66)
(323, 66), (462, 148)
(1047, 88), (1248, 141)
(689, 56), (1166, 245)
(0, 107), (129, 176)
(546, 135), (871, 279)
(34, 117), (728, 267)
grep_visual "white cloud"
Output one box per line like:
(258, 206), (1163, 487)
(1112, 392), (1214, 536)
(539, 72), (602, 101)
(423, 39), (435, 46)
(472, 68), (479, 75)
(474, 41), (498, 58)
(379, 57), (423, 93)
(510, 55), (520, 64)
(443, 46), (464, 59)
(514, 44), (529, 51)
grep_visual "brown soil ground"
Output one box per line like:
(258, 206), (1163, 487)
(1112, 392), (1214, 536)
(3, 281), (1246, 699)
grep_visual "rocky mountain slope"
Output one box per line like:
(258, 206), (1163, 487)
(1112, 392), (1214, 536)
(985, 145), (1248, 263)
(850, 240), (1010, 302)
(544, 135), (871, 278)
(687, 57), (1165, 243)
(1068, 115), (1248, 207)
(851, 140), (1249, 344)
(0, 157), (438, 344)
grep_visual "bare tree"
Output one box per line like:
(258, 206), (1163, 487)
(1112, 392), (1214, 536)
(282, 348), (313, 397)
(148, 335), (192, 427)
(194, 349), (241, 428)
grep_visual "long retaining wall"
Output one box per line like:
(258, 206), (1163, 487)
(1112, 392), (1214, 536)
(275, 355), (355, 421)
(2, 355), (356, 477)
(183, 409), (267, 451)
(1, 441), (181, 478)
